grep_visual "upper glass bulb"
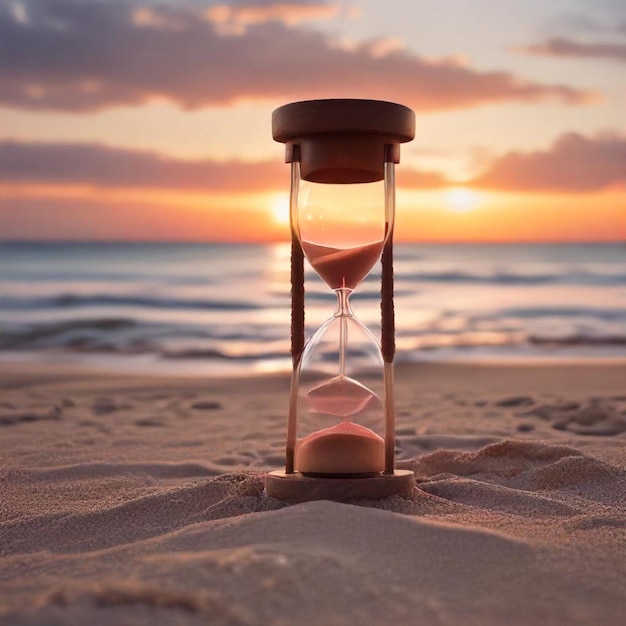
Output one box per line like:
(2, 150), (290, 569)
(295, 179), (388, 292)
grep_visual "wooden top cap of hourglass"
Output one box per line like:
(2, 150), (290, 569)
(272, 99), (415, 184)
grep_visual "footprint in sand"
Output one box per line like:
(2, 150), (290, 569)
(0, 406), (62, 426)
(190, 400), (222, 410)
(133, 418), (167, 428)
(494, 396), (535, 408)
(91, 397), (121, 415)
(551, 399), (626, 436)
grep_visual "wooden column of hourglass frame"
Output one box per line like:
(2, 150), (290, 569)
(265, 99), (416, 502)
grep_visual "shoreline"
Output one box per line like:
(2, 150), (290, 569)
(1, 358), (625, 386)
(3, 343), (624, 375)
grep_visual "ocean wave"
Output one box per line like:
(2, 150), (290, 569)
(161, 348), (287, 361)
(1, 242), (624, 368)
(0, 318), (140, 351)
(500, 306), (626, 321)
(528, 335), (626, 347)
(396, 271), (626, 286)
(403, 333), (626, 352)
(0, 316), (287, 357)
(0, 294), (261, 312)
(2, 314), (625, 359)
(0, 271), (217, 285)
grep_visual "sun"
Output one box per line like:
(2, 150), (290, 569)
(444, 186), (480, 213)
(271, 193), (291, 225)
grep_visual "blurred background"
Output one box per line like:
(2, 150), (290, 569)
(0, 0), (624, 375)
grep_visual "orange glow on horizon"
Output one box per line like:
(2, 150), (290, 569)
(444, 187), (481, 213)
(395, 189), (626, 243)
(1, 183), (624, 243)
(270, 193), (291, 226)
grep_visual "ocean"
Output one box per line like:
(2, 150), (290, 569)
(1, 242), (624, 375)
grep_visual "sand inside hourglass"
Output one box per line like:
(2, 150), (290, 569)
(301, 240), (383, 290)
(306, 376), (377, 416)
(297, 378), (384, 474)
(296, 421), (384, 475)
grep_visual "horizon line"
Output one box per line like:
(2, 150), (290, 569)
(2, 239), (625, 246)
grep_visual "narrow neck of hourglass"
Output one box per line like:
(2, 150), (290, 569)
(334, 288), (353, 317)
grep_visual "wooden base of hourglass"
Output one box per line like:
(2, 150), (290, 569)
(265, 469), (416, 503)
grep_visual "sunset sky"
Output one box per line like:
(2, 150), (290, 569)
(0, 0), (624, 242)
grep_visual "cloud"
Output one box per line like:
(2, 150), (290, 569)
(544, 11), (626, 35)
(0, 0), (596, 113)
(0, 195), (273, 241)
(0, 140), (286, 192)
(0, 140), (449, 192)
(473, 132), (626, 192)
(3, 134), (623, 196)
(519, 37), (626, 62)
(397, 169), (449, 189)
(205, 0), (342, 27)
(550, 14), (608, 34)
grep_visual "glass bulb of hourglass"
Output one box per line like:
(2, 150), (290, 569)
(295, 299), (386, 475)
(302, 291), (380, 419)
(293, 177), (390, 475)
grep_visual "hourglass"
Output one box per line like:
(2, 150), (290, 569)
(266, 99), (416, 502)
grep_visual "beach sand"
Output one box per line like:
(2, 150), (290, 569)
(1, 362), (625, 625)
